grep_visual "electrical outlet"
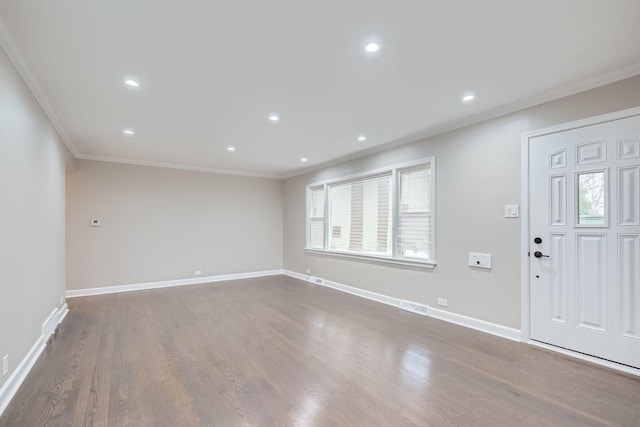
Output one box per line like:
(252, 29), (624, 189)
(3, 355), (8, 376)
(60, 296), (64, 305)
(469, 252), (492, 269)
(305, 268), (311, 274)
(194, 270), (202, 276)
(504, 204), (519, 218)
(90, 218), (101, 227)
(437, 298), (448, 307)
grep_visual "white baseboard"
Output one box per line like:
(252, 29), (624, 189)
(283, 270), (639, 374)
(321, 278), (403, 309)
(0, 301), (68, 416)
(65, 269), (284, 298)
(286, 270), (403, 308)
(282, 270), (522, 342)
(0, 337), (45, 416)
(427, 306), (522, 341)
(281, 270), (309, 282)
(57, 303), (69, 325)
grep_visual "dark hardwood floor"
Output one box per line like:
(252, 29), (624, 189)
(1, 275), (639, 426)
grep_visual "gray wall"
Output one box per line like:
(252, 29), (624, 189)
(0, 47), (69, 389)
(283, 75), (640, 329)
(66, 160), (283, 291)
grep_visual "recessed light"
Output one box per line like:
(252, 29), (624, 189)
(357, 135), (367, 142)
(364, 42), (380, 53)
(268, 113), (280, 123)
(123, 128), (135, 136)
(227, 146), (236, 152)
(124, 79), (140, 88)
(301, 157), (308, 162)
(461, 93), (476, 103)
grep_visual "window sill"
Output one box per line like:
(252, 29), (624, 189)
(305, 249), (436, 269)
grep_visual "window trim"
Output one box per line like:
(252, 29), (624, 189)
(305, 157), (436, 268)
(307, 186), (326, 249)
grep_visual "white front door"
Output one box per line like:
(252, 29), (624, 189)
(529, 113), (640, 368)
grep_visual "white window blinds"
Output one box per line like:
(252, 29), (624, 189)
(306, 157), (435, 266)
(398, 166), (432, 259)
(328, 175), (392, 256)
(309, 186), (325, 249)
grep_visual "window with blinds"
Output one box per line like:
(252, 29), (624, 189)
(398, 167), (431, 259)
(306, 158), (435, 266)
(328, 174), (392, 256)
(309, 186), (325, 249)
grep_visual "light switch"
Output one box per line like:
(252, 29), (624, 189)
(504, 205), (519, 218)
(469, 252), (492, 269)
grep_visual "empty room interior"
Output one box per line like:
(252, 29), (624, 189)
(2, 1), (640, 426)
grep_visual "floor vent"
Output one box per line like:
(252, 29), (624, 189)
(399, 300), (429, 316)
(308, 276), (323, 286)
(41, 308), (58, 342)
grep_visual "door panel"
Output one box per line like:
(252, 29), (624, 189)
(618, 166), (639, 225)
(575, 233), (606, 331)
(549, 233), (567, 322)
(529, 113), (640, 368)
(618, 138), (639, 160)
(576, 140), (606, 165)
(619, 234), (639, 339)
(550, 175), (567, 225)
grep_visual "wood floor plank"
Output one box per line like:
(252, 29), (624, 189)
(1, 275), (639, 426)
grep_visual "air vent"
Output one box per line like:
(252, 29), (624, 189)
(41, 308), (58, 342)
(399, 300), (429, 316)
(308, 276), (323, 285)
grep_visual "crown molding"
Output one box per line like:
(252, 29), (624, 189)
(282, 63), (640, 179)
(1, 14), (638, 181)
(0, 18), (78, 157)
(76, 154), (281, 179)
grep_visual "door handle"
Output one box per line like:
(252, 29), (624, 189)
(533, 251), (549, 258)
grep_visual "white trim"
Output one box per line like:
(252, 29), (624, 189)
(282, 270), (309, 282)
(428, 306), (522, 342)
(0, 20), (77, 156)
(529, 341), (640, 377)
(305, 249), (436, 269)
(65, 269), (284, 298)
(0, 337), (45, 416)
(521, 106), (640, 344)
(283, 64), (640, 180)
(75, 154), (281, 180)
(321, 278), (403, 308)
(521, 106), (640, 142)
(306, 157), (434, 188)
(391, 167), (400, 258)
(282, 270), (520, 342)
(57, 303), (69, 325)
(520, 121), (531, 341)
(0, 301), (69, 416)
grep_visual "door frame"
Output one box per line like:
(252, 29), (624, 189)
(520, 106), (640, 372)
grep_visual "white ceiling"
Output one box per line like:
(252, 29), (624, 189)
(1, 1), (639, 178)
